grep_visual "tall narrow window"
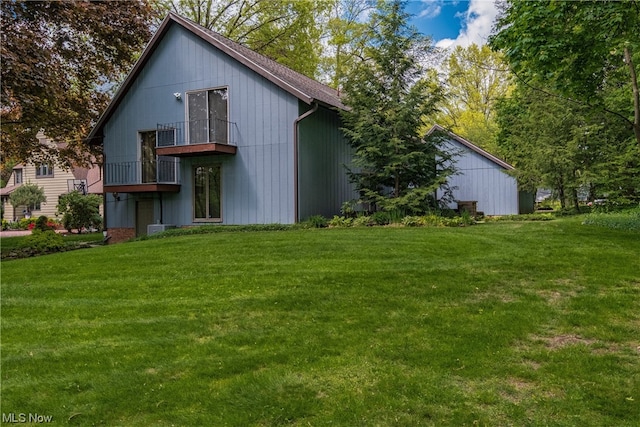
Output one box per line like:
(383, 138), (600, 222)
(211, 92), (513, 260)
(187, 88), (228, 144)
(14, 169), (22, 184)
(140, 131), (156, 183)
(194, 165), (221, 221)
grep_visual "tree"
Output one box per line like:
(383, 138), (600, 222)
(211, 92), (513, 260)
(57, 191), (102, 233)
(495, 81), (640, 207)
(341, 0), (452, 214)
(164, 0), (330, 79)
(490, 0), (640, 148)
(321, 0), (374, 89)
(435, 44), (513, 154)
(9, 182), (46, 215)
(1, 1), (155, 166)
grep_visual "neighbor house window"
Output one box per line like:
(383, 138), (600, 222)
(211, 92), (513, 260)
(35, 164), (53, 178)
(14, 169), (22, 184)
(187, 88), (228, 144)
(193, 165), (221, 221)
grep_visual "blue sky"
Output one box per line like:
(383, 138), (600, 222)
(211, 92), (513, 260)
(405, 0), (500, 49)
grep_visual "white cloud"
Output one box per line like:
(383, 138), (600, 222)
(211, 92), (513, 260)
(418, 0), (443, 19)
(435, 0), (499, 50)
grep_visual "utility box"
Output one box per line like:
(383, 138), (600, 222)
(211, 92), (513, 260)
(147, 224), (176, 235)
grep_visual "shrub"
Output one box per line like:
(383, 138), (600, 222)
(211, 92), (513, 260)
(329, 215), (353, 227)
(582, 208), (640, 231)
(371, 211), (390, 226)
(57, 191), (102, 233)
(35, 215), (55, 231)
(401, 216), (426, 227)
(1, 219), (8, 230)
(18, 217), (36, 230)
(23, 229), (65, 253)
(305, 215), (328, 228)
(352, 215), (373, 227)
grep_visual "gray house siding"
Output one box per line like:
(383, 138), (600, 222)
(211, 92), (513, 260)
(438, 139), (519, 215)
(298, 103), (355, 220)
(103, 24), (299, 229)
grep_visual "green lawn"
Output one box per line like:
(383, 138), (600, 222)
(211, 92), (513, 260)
(1, 219), (639, 426)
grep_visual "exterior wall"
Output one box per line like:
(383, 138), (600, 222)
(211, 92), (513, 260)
(107, 228), (136, 243)
(3, 164), (76, 220)
(438, 139), (519, 215)
(298, 104), (356, 220)
(104, 24), (299, 230)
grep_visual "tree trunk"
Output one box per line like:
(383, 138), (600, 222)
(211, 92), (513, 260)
(624, 46), (640, 148)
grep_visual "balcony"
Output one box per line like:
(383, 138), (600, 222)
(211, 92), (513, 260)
(104, 157), (181, 193)
(155, 119), (237, 157)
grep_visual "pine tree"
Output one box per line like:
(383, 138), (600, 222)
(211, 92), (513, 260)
(340, 0), (452, 214)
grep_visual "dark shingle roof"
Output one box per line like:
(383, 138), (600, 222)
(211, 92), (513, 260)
(88, 13), (344, 143)
(189, 16), (345, 110)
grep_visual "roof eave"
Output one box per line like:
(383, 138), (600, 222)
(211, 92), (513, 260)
(427, 124), (514, 170)
(86, 14), (176, 145)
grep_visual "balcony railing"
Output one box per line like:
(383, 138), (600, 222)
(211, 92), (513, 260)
(157, 118), (237, 147)
(105, 157), (180, 186)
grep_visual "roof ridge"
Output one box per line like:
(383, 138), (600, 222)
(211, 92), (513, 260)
(170, 12), (345, 109)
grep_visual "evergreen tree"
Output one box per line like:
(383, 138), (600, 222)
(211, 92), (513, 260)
(340, 0), (452, 214)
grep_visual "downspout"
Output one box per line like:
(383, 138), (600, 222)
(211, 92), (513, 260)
(101, 157), (109, 243)
(293, 102), (318, 223)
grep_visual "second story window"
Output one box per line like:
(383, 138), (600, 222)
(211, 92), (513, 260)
(187, 87), (228, 144)
(35, 164), (53, 178)
(14, 169), (23, 184)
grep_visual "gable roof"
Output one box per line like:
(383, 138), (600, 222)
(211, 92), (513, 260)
(87, 13), (345, 144)
(427, 124), (514, 171)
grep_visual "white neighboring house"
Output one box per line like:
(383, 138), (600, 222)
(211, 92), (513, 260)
(1, 132), (103, 221)
(429, 124), (533, 216)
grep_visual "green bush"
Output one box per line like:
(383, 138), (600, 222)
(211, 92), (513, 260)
(401, 216), (426, 227)
(35, 215), (55, 231)
(582, 208), (640, 231)
(485, 213), (554, 222)
(329, 215), (354, 227)
(23, 229), (65, 253)
(305, 215), (328, 228)
(57, 191), (102, 232)
(352, 215), (373, 227)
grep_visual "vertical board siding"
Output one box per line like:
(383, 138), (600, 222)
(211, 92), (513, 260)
(439, 139), (519, 215)
(104, 23), (298, 228)
(298, 104), (356, 220)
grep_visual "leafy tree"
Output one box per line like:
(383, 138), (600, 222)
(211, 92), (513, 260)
(436, 44), (513, 154)
(321, 0), (374, 89)
(164, 0), (330, 78)
(9, 182), (46, 214)
(490, 0), (640, 147)
(57, 191), (102, 233)
(341, 0), (452, 214)
(1, 0), (155, 166)
(495, 82), (640, 207)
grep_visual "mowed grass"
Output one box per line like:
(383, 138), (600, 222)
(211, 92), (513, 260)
(1, 218), (639, 426)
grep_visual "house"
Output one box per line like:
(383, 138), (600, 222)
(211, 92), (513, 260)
(428, 124), (534, 216)
(1, 132), (103, 221)
(87, 13), (355, 242)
